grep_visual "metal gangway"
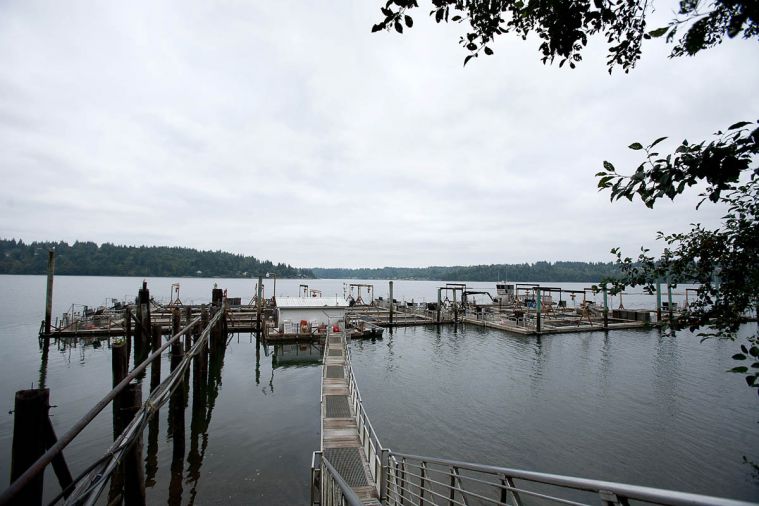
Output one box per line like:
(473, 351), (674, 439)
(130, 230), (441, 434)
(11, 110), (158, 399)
(312, 326), (753, 506)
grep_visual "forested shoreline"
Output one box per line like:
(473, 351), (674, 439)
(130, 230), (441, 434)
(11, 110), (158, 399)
(0, 239), (312, 278)
(1, 239), (621, 282)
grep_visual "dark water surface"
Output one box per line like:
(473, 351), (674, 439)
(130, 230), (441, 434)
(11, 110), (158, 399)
(1, 275), (757, 504)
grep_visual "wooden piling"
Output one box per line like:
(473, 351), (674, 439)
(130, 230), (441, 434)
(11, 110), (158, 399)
(535, 288), (542, 333)
(656, 280), (662, 323)
(256, 276), (263, 338)
(122, 384), (146, 506)
(602, 285), (609, 330)
(436, 288), (442, 323)
(125, 307), (132, 360)
(137, 282), (151, 353)
(44, 250), (55, 335)
(169, 334), (186, 505)
(184, 307), (193, 353)
(389, 281), (394, 325)
(112, 341), (129, 436)
(43, 415), (73, 498)
(10, 389), (49, 506)
(150, 324), (162, 393)
(452, 287), (458, 324)
(667, 282), (674, 323)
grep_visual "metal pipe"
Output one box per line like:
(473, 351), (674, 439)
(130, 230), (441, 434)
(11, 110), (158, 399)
(0, 316), (201, 505)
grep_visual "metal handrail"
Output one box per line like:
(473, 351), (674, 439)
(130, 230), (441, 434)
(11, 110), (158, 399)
(320, 454), (365, 506)
(385, 451), (754, 506)
(0, 315), (202, 505)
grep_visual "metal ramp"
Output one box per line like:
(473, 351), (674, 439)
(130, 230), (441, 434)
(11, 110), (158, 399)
(319, 326), (380, 504)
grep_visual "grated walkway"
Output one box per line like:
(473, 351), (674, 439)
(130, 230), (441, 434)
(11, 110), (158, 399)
(321, 330), (380, 504)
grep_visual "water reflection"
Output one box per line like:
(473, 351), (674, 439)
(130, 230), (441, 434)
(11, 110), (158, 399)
(271, 342), (323, 368)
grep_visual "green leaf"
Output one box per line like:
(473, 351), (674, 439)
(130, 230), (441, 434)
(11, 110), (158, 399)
(729, 366), (748, 373)
(750, 346), (759, 357)
(463, 54), (475, 66)
(650, 136), (667, 148)
(484, 46), (493, 55)
(405, 15), (413, 28)
(603, 161), (615, 172)
(648, 27), (668, 38)
(395, 20), (403, 33)
(746, 375), (757, 387)
(371, 23), (384, 33)
(628, 142), (643, 150)
(597, 176), (614, 188)
(451, 15), (461, 21)
(727, 121), (751, 130)
(733, 353), (747, 360)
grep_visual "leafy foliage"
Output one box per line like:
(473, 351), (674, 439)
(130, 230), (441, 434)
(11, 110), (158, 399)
(373, 1), (758, 70)
(0, 239), (313, 279)
(595, 122), (759, 394)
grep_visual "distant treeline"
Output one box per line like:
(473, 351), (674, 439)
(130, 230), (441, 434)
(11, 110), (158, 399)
(0, 239), (314, 278)
(311, 261), (621, 282)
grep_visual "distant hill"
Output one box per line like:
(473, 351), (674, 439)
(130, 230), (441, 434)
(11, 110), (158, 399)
(311, 262), (621, 282)
(0, 239), (313, 278)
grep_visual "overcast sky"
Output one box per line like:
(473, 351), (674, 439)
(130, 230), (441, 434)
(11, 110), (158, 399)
(0, 2), (756, 269)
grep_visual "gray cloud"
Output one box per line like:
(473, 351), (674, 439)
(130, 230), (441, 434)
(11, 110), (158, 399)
(0, 1), (756, 268)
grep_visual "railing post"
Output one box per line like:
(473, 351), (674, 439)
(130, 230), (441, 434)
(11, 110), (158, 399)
(400, 458), (407, 505)
(448, 466), (456, 506)
(419, 461), (427, 506)
(379, 449), (389, 501)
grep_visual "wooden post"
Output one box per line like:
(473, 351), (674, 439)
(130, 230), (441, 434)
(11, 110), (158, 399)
(151, 324), (162, 393)
(667, 282), (674, 323)
(436, 288), (442, 323)
(184, 307), (193, 353)
(389, 281), (394, 325)
(656, 280), (662, 324)
(10, 389), (49, 506)
(146, 298), (168, 489)
(452, 287), (458, 324)
(43, 416), (73, 498)
(138, 282), (151, 353)
(536, 288), (542, 333)
(256, 276), (263, 338)
(602, 285), (609, 330)
(124, 307), (132, 358)
(112, 341), (128, 436)
(169, 336), (186, 505)
(44, 250), (55, 335)
(123, 384), (146, 506)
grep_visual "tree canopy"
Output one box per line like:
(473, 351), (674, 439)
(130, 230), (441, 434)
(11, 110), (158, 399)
(373, 0), (759, 394)
(373, 1), (758, 70)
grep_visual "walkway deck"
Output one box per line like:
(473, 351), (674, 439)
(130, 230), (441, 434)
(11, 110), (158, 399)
(321, 331), (381, 505)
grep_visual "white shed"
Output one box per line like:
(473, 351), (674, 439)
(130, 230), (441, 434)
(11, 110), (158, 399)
(275, 296), (348, 333)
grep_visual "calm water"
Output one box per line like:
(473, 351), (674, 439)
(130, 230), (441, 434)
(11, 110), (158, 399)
(0, 275), (757, 504)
